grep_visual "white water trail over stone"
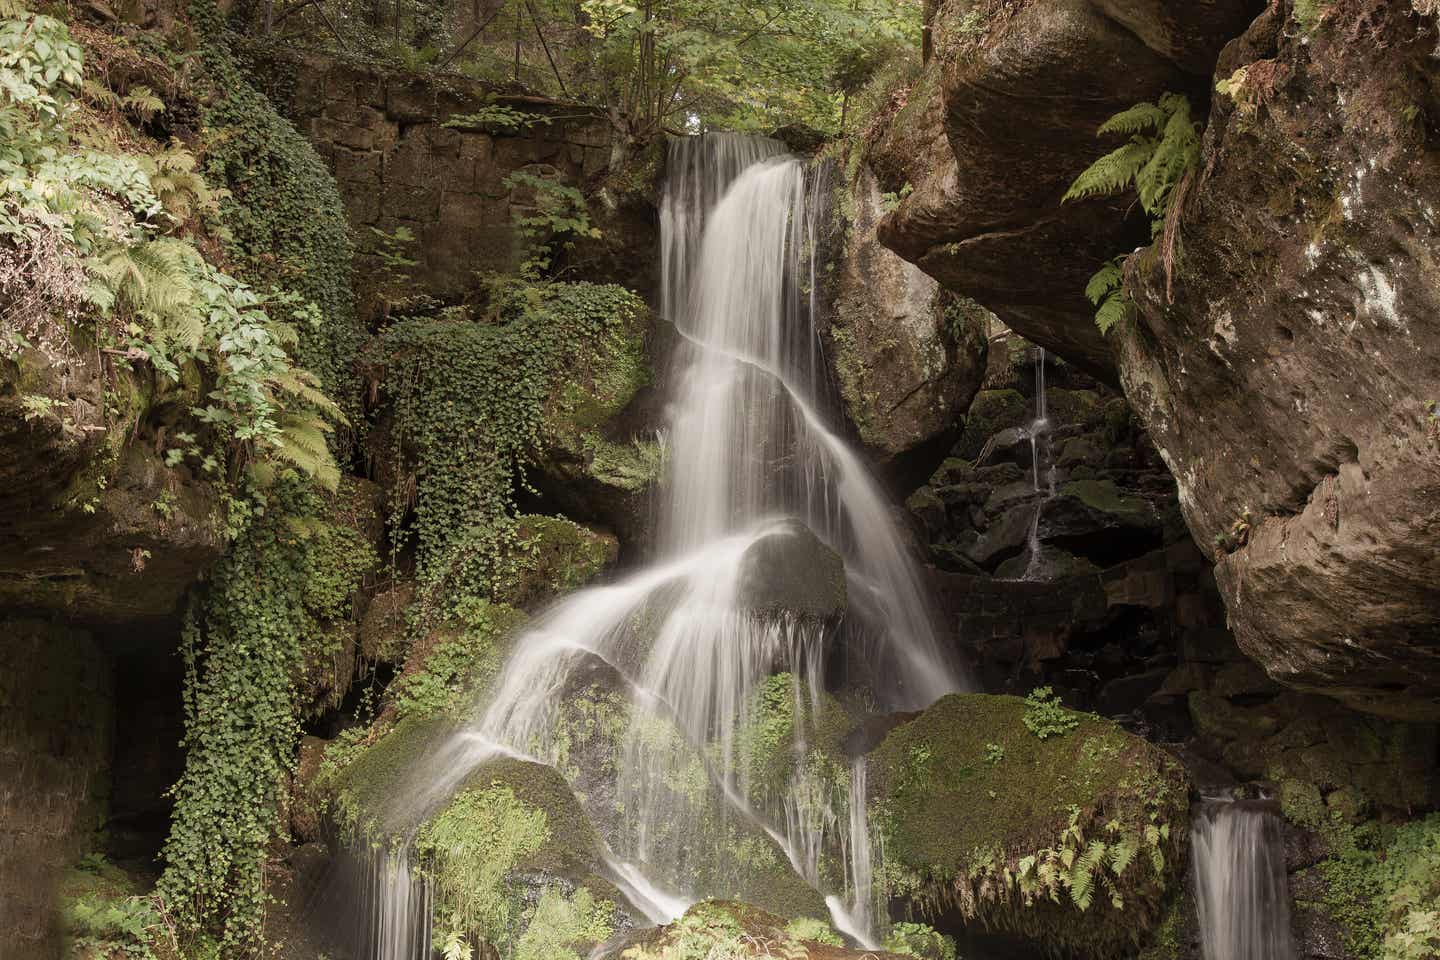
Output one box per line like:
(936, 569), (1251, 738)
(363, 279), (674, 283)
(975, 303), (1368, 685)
(1018, 347), (1055, 581)
(1192, 799), (1296, 960)
(341, 134), (964, 956)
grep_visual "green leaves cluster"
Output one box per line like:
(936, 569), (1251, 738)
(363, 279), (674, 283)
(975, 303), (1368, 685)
(369, 278), (645, 618)
(1022, 686), (1080, 740)
(0, 6), (346, 500)
(415, 784), (550, 951)
(188, 0), (362, 430)
(1063, 94), (1201, 224)
(158, 484), (374, 953)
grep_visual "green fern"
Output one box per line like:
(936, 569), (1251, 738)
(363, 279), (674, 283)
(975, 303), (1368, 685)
(272, 413), (340, 491)
(86, 238), (203, 348)
(1065, 93), (1199, 333)
(1064, 93), (1199, 222)
(1085, 257), (1131, 335)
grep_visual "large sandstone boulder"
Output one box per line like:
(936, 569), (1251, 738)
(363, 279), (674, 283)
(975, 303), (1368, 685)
(1117, 1), (1440, 721)
(0, 347), (222, 622)
(827, 161), (989, 477)
(871, 0), (1262, 380)
(864, 693), (1189, 959)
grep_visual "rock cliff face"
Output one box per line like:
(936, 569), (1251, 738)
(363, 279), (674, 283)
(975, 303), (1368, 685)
(1119, 0), (1440, 721)
(872, 0), (1262, 380)
(825, 161), (989, 476)
(882, 0), (1440, 720)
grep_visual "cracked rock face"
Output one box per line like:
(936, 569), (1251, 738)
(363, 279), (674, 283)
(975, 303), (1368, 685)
(826, 160), (989, 479)
(872, 0), (1261, 381)
(1119, 1), (1440, 721)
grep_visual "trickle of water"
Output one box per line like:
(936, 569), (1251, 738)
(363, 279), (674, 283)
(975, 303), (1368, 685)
(1192, 799), (1297, 960)
(1017, 347), (1054, 581)
(334, 133), (967, 956)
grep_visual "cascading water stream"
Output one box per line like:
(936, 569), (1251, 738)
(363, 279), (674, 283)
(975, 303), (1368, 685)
(1192, 799), (1297, 960)
(1018, 347), (1055, 581)
(333, 133), (964, 957)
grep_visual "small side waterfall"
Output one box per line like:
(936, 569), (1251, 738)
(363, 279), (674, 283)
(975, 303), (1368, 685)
(329, 133), (967, 957)
(1192, 799), (1296, 960)
(1018, 347), (1055, 581)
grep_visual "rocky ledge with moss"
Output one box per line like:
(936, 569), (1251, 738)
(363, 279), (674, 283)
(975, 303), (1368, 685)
(864, 692), (1190, 958)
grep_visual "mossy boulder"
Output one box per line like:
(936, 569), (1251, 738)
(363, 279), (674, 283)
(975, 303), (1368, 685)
(414, 757), (633, 958)
(954, 390), (1027, 460)
(617, 901), (912, 960)
(826, 159), (988, 476)
(533, 296), (663, 544)
(738, 520), (847, 623)
(866, 693), (1189, 958)
(491, 514), (619, 611)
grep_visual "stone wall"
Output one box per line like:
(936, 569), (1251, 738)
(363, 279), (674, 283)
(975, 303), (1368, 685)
(0, 621), (114, 959)
(257, 52), (616, 305)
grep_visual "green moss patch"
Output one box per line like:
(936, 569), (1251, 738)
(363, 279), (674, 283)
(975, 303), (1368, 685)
(491, 514), (618, 610)
(867, 693), (1188, 957)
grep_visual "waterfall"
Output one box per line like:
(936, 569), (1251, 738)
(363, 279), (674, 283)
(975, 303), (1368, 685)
(335, 133), (965, 956)
(1192, 799), (1296, 960)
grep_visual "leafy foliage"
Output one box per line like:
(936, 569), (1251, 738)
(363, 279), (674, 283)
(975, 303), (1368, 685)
(239, 0), (920, 136)
(1023, 686), (1080, 740)
(1064, 93), (1201, 332)
(884, 921), (957, 960)
(1084, 257), (1131, 335)
(366, 279), (646, 621)
(1063, 94), (1200, 222)
(188, 0), (363, 431)
(157, 484), (374, 953)
(415, 783), (550, 951)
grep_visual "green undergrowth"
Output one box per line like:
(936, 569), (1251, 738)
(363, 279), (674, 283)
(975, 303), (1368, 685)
(413, 759), (620, 959)
(391, 597), (528, 721)
(0, 5), (349, 519)
(364, 278), (648, 624)
(158, 482), (374, 953)
(189, 0), (362, 431)
(868, 693), (1188, 958)
(1282, 783), (1440, 960)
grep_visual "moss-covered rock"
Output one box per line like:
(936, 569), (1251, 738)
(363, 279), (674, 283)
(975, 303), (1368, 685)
(415, 757), (630, 958)
(619, 901), (911, 960)
(491, 514), (619, 611)
(866, 693), (1189, 958)
(954, 389), (1026, 460)
(0, 350), (222, 623)
(826, 158), (988, 474)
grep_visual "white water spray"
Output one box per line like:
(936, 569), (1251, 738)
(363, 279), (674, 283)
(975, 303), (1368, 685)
(1192, 799), (1296, 960)
(335, 134), (966, 955)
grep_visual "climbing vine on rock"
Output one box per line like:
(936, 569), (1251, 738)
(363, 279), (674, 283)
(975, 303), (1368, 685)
(157, 483), (373, 953)
(364, 279), (646, 620)
(189, 0), (363, 429)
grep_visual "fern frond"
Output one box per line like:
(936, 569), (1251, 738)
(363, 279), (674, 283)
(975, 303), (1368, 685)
(1096, 101), (1167, 137)
(272, 415), (340, 491)
(1095, 293), (1130, 335)
(1062, 140), (1154, 203)
(123, 85), (165, 121)
(1110, 838), (1138, 876)
(272, 368), (344, 421)
(1085, 260), (1124, 305)
(88, 238), (201, 347)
